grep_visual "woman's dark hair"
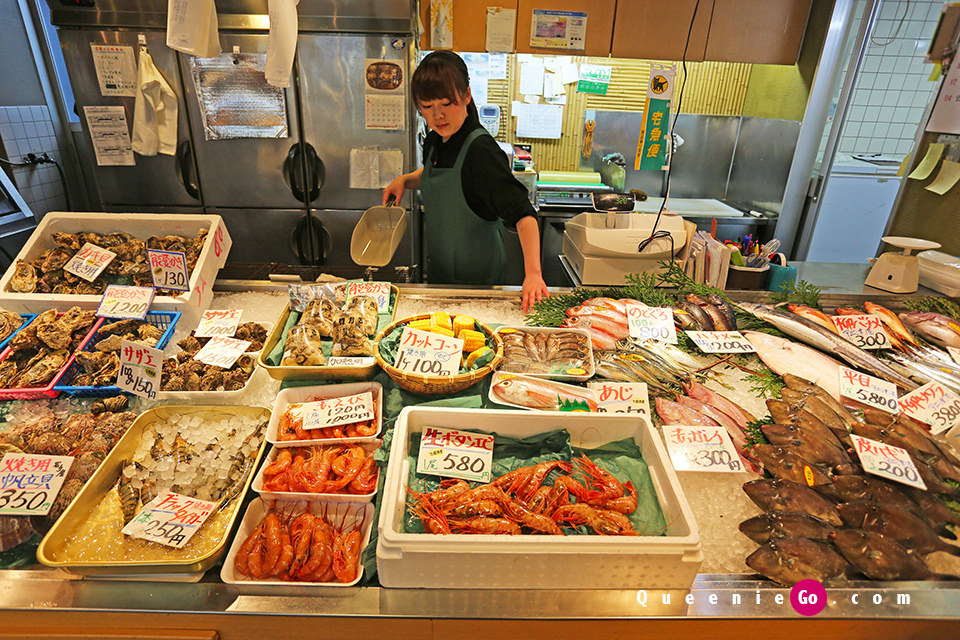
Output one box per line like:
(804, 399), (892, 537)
(411, 50), (478, 118)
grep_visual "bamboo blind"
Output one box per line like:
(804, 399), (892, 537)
(487, 55), (753, 172)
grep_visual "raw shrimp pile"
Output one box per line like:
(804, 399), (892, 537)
(275, 402), (379, 441)
(261, 444), (377, 495)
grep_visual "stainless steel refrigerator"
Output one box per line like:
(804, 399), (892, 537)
(48, 0), (418, 276)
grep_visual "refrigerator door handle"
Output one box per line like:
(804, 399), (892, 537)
(284, 143), (308, 203)
(175, 140), (201, 201)
(303, 142), (325, 203)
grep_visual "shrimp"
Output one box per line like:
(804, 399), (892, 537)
(332, 528), (362, 583)
(353, 419), (378, 437)
(287, 513), (315, 578)
(348, 457), (378, 494)
(589, 481), (638, 514)
(449, 499), (502, 518)
(323, 445), (366, 492)
(407, 491), (451, 534)
(517, 461), (563, 500)
(262, 449), (293, 476)
(553, 504), (638, 535)
(234, 520), (264, 577)
(261, 511), (282, 575)
(273, 529), (293, 576)
(500, 499), (564, 535)
(297, 517), (333, 579)
(448, 517), (521, 535)
(574, 455), (626, 501)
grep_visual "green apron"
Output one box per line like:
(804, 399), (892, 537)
(421, 128), (507, 284)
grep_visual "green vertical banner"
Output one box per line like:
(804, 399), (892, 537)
(636, 64), (676, 171)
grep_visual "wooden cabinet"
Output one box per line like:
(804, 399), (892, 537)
(419, 1), (519, 52)
(611, 0), (714, 62)
(515, 0), (615, 57)
(704, 0), (812, 64)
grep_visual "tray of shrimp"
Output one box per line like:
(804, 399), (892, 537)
(252, 443), (380, 502)
(265, 382), (382, 447)
(221, 498), (373, 593)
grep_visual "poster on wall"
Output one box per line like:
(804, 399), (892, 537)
(927, 60), (960, 134)
(529, 10), (587, 50)
(364, 58), (405, 130)
(635, 64), (676, 171)
(90, 44), (138, 97)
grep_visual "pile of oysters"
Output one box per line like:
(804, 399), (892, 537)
(160, 322), (267, 392)
(0, 307), (96, 388)
(68, 318), (167, 387)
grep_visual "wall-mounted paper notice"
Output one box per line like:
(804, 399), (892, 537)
(462, 53), (490, 106)
(925, 159), (960, 195)
(485, 7), (516, 52)
(83, 106), (135, 166)
(928, 59), (960, 134)
(545, 93), (567, 105)
(543, 72), (564, 97)
(518, 61), (545, 95)
(489, 53), (508, 80)
(431, 0), (454, 49)
(560, 61), (580, 85)
(515, 103), (563, 139)
(523, 94), (541, 104)
(908, 142), (945, 180)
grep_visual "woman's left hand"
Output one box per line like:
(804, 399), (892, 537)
(521, 274), (549, 314)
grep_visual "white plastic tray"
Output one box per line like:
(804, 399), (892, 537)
(377, 407), (702, 589)
(221, 497), (373, 593)
(251, 442), (380, 502)
(265, 382), (383, 447)
(487, 370), (599, 412)
(494, 326), (594, 382)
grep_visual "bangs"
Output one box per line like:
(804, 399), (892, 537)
(412, 55), (469, 105)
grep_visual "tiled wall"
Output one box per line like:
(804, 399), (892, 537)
(839, 0), (942, 157)
(0, 105), (66, 216)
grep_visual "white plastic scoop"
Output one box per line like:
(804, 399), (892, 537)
(351, 195), (408, 267)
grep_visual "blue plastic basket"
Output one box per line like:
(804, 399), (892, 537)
(0, 313), (38, 352)
(55, 310), (181, 397)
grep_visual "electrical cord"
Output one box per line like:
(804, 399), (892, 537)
(47, 157), (71, 212)
(0, 153), (72, 211)
(0, 157), (29, 167)
(871, 0), (911, 47)
(638, 0), (700, 256)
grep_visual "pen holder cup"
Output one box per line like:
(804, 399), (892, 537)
(766, 264), (797, 293)
(726, 264), (770, 290)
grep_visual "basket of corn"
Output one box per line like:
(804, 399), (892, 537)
(373, 312), (503, 395)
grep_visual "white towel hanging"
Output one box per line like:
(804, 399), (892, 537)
(166, 0), (221, 58)
(132, 48), (178, 156)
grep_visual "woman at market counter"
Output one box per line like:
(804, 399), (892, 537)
(383, 51), (549, 313)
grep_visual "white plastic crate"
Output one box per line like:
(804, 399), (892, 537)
(265, 382), (383, 447)
(377, 407), (703, 589)
(0, 212), (231, 325)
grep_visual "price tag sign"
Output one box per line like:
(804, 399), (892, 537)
(194, 336), (251, 369)
(832, 314), (890, 349)
(662, 425), (744, 473)
(849, 434), (926, 490)
(0, 453), (73, 516)
(416, 426), (494, 483)
(346, 281), (391, 312)
(97, 285), (154, 320)
(685, 330), (756, 353)
(302, 392), (375, 430)
(117, 339), (162, 400)
(838, 366), (899, 413)
(395, 327), (464, 377)
(586, 381), (649, 420)
(626, 305), (677, 343)
(327, 356), (376, 367)
(63, 242), (116, 282)
(194, 309), (242, 338)
(121, 491), (218, 548)
(147, 249), (190, 292)
(898, 381), (960, 435)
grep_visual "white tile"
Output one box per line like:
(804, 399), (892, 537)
(874, 74), (891, 90)
(858, 73), (876, 90)
(881, 138), (899, 154)
(17, 106), (31, 121)
(30, 106), (43, 121)
(893, 106), (911, 121)
(897, 91), (913, 107)
(0, 110), (7, 125)
(849, 104), (867, 121)
(23, 122), (38, 139)
(5, 108), (20, 124)
(864, 105), (882, 121)
(863, 55), (882, 73)
(852, 91), (869, 106)
(860, 122), (877, 137)
(11, 123), (26, 139)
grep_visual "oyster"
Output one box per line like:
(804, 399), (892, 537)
(10, 310), (51, 351)
(0, 310), (23, 343)
(331, 315), (373, 357)
(40, 246), (73, 273)
(281, 323), (327, 366)
(300, 299), (338, 337)
(99, 319), (142, 336)
(51, 232), (82, 250)
(234, 322), (268, 350)
(10, 260), (37, 293)
(94, 334), (124, 353)
(343, 295), (379, 336)
(16, 348), (68, 387)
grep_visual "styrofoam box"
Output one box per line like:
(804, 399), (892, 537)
(252, 442), (379, 502)
(377, 407), (703, 589)
(266, 382), (383, 447)
(0, 212), (232, 326)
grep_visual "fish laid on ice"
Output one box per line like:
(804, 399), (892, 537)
(750, 445), (839, 498)
(491, 375), (598, 411)
(864, 301), (919, 347)
(746, 537), (849, 586)
(677, 395), (761, 473)
(738, 511), (837, 545)
(779, 387), (848, 435)
(787, 304), (838, 334)
(831, 529), (953, 581)
(832, 475), (928, 521)
(760, 424), (852, 470)
(898, 311), (960, 350)
(655, 397), (718, 427)
(781, 373), (859, 427)
(742, 478), (842, 526)
(684, 381), (756, 429)
(684, 294), (731, 331)
(742, 331), (843, 399)
(581, 297), (640, 315)
(836, 501), (960, 557)
(559, 316), (618, 350)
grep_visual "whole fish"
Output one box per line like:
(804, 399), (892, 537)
(594, 357), (645, 383)
(742, 478), (842, 526)
(704, 293), (738, 331)
(566, 304), (628, 326)
(780, 387), (848, 436)
(595, 352), (672, 393)
(885, 350), (960, 396)
(904, 485), (960, 529)
(739, 511), (837, 544)
(582, 297), (639, 315)
(864, 301), (919, 346)
(837, 501), (960, 556)
(561, 314), (629, 340)
(491, 375), (598, 412)
(787, 303), (839, 334)
(654, 397), (718, 427)
(850, 422), (960, 485)
(899, 311), (960, 349)
(760, 424), (852, 470)
(746, 537), (849, 586)
(833, 307), (863, 316)
(832, 475), (925, 518)
(831, 529), (953, 581)
(684, 381), (756, 429)
(677, 300), (714, 331)
(737, 302), (918, 391)
(684, 293), (730, 331)
(766, 399), (845, 451)
(743, 332), (843, 399)
(560, 317), (618, 350)
(751, 445), (839, 498)
(678, 395), (761, 473)
(781, 373), (859, 429)
(672, 306), (697, 330)
(626, 340), (702, 377)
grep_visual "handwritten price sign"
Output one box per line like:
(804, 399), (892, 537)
(662, 425), (744, 473)
(626, 305), (677, 343)
(303, 392), (375, 430)
(838, 366), (899, 413)
(850, 434), (926, 490)
(685, 330), (755, 353)
(587, 381), (649, 421)
(117, 339), (162, 400)
(194, 336), (251, 369)
(416, 426), (494, 483)
(898, 381), (960, 435)
(346, 281), (391, 312)
(63, 242), (116, 282)
(121, 491), (218, 548)
(147, 249), (189, 292)
(97, 285), (154, 320)
(194, 308), (242, 338)
(0, 453), (74, 516)
(395, 327), (464, 376)
(832, 314), (889, 349)
(327, 356), (376, 367)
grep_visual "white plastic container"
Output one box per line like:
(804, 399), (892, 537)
(265, 382), (383, 447)
(0, 212), (231, 325)
(376, 407), (703, 589)
(252, 442), (379, 502)
(494, 326), (594, 382)
(487, 370), (598, 412)
(918, 250), (960, 297)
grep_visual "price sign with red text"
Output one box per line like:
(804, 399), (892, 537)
(118, 339), (162, 400)
(97, 285), (154, 319)
(850, 434), (926, 490)
(838, 366), (899, 413)
(662, 425), (744, 473)
(587, 381), (649, 421)
(898, 381), (960, 435)
(686, 330), (755, 353)
(346, 281), (391, 312)
(0, 453), (73, 516)
(64, 242), (116, 282)
(302, 392), (375, 431)
(147, 249), (190, 292)
(194, 336), (251, 369)
(626, 305), (677, 343)
(832, 314), (890, 349)
(194, 308), (242, 338)
(395, 327), (464, 377)
(121, 491), (218, 548)
(416, 426), (494, 483)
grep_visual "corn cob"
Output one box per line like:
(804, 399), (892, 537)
(430, 325), (455, 338)
(458, 329), (486, 353)
(430, 311), (453, 331)
(465, 346), (494, 368)
(406, 318), (433, 332)
(452, 315), (476, 335)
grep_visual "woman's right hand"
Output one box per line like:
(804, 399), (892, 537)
(383, 176), (406, 205)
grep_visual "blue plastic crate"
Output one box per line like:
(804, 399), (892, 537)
(0, 313), (38, 352)
(55, 310), (181, 397)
